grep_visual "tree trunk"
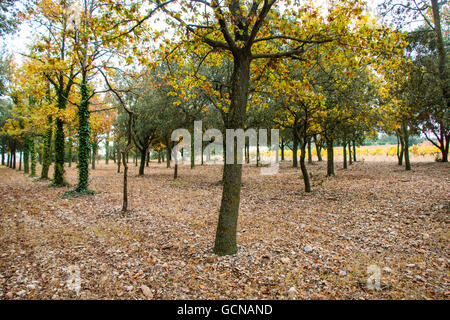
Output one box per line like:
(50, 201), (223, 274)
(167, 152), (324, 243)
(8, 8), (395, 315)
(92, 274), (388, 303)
(214, 53), (250, 256)
(352, 140), (357, 162)
(343, 139), (347, 169)
(68, 134), (73, 168)
(105, 132), (110, 165)
(307, 137), (313, 164)
(300, 139), (311, 192)
(431, 0), (449, 116)
(348, 142), (352, 165)
(174, 163), (178, 179)
(326, 137), (335, 176)
(292, 133), (299, 168)
(398, 133), (404, 166)
(12, 144), (16, 169)
(403, 125), (411, 171)
(314, 135), (323, 162)
(191, 129), (195, 169)
(245, 139), (250, 164)
(138, 148), (146, 176)
(256, 136), (260, 167)
(122, 151), (128, 212)
(117, 148), (121, 173)
(29, 140), (36, 177)
(280, 138), (285, 161)
(23, 138), (30, 174)
(18, 151), (22, 171)
(442, 137), (449, 162)
(91, 143), (96, 170)
(166, 147), (171, 168)
(53, 116), (65, 186)
(41, 116), (52, 179)
(76, 80), (91, 191)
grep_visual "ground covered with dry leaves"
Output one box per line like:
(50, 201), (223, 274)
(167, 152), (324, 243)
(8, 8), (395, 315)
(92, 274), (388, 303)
(0, 157), (448, 300)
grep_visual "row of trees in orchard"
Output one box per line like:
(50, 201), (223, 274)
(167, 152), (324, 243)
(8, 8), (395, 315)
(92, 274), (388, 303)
(0, 0), (448, 256)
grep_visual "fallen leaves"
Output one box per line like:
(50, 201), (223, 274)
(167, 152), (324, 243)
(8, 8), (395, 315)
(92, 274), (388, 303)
(0, 158), (448, 299)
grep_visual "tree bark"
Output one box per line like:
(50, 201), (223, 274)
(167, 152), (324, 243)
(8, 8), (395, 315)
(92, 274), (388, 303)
(29, 140), (36, 177)
(348, 142), (352, 165)
(166, 146), (171, 168)
(431, 0), (449, 115)
(300, 139), (311, 192)
(23, 138), (30, 174)
(343, 139), (347, 169)
(41, 116), (52, 179)
(307, 137), (313, 164)
(138, 147), (146, 176)
(326, 136), (335, 176)
(214, 53), (250, 256)
(18, 150), (22, 171)
(91, 142), (97, 170)
(174, 163), (178, 179)
(105, 132), (110, 165)
(117, 147), (121, 173)
(314, 135), (323, 162)
(442, 137), (449, 162)
(397, 131), (404, 166)
(292, 133), (299, 168)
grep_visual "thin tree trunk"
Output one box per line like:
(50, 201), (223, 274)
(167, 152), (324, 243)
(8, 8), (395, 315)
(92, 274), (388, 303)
(105, 132), (110, 165)
(166, 147), (171, 168)
(398, 132), (404, 166)
(256, 136), (260, 167)
(18, 151), (22, 171)
(343, 138), (347, 169)
(300, 139), (311, 192)
(138, 148), (146, 176)
(348, 142), (352, 165)
(352, 140), (357, 162)
(23, 138), (30, 174)
(307, 137), (313, 164)
(191, 129), (195, 169)
(326, 137), (335, 176)
(91, 143), (96, 170)
(41, 116), (52, 179)
(292, 133), (298, 168)
(403, 124), (411, 171)
(68, 135), (73, 167)
(29, 140), (36, 177)
(314, 135), (323, 162)
(117, 147), (121, 173)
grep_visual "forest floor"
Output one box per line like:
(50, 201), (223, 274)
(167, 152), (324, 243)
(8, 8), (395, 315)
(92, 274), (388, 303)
(0, 157), (448, 300)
